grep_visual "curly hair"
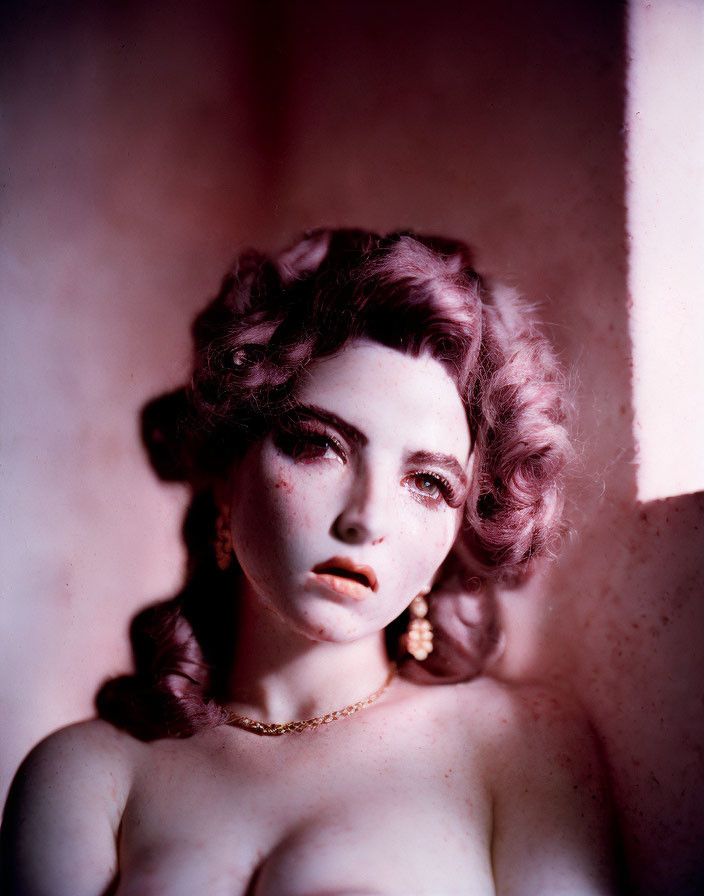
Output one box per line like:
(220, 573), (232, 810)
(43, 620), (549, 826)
(97, 228), (571, 739)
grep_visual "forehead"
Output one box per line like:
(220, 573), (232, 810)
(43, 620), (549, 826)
(295, 340), (471, 462)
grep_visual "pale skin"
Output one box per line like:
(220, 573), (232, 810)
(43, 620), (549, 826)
(1, 341), (618, 895)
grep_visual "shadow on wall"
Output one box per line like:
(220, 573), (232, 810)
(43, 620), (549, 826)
(545, 491), (704, 896)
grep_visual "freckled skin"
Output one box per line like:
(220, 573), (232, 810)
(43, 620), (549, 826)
(227, 340), (471, 643)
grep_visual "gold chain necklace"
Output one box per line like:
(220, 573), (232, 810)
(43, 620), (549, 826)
(225, 663), (397, 736)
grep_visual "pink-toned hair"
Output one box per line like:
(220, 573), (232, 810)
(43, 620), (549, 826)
(97, 229), (571, 738)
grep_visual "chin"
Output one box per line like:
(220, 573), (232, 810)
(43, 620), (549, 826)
(289, 604), (385, 646)
(296, 616), (377, 645)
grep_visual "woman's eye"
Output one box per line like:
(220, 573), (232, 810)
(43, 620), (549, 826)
(413, 474), (440, 496)
(407, 472), (453, 504)
(275, 429), (346, 463)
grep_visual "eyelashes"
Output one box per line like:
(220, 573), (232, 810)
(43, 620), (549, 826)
(273, 421), (347, 463)
(273, 420), (461, 508)
(407, 471), (459, 507)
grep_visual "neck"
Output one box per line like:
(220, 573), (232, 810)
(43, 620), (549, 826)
(225, 578), (392, 725)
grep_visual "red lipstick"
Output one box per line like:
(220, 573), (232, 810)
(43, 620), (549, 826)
(311, 557), (378, 601)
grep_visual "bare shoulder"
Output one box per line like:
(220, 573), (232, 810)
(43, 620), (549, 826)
(4, 718), (141, 826)
(16, 716), (140, 770)
(1, 719), (144, 896)
(451, 677), (619, 895)
(453, 675), (606, 767)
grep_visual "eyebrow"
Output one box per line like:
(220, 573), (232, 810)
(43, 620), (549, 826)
(292, 404), (368, 445)
(294, 404), (469, 488)
(405, 450), (469, 489)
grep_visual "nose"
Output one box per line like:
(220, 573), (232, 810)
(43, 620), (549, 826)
(332, 463), (388, 546)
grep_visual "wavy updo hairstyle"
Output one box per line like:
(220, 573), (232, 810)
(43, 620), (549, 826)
(97, 228), (571, 739)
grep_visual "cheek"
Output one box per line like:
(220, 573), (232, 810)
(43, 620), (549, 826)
(230, 457), (286, 557)
(272, 464), (294, 495)
(254, 461), (336, 552)
(396, 507), (461, 585)
(417, 502), (461, 547)
(231, 473), (297, 593)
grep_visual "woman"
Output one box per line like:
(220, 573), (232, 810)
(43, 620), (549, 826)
(1, 229), (617, 894)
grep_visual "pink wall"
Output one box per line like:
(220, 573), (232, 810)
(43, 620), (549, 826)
(2, 2), (701, 892)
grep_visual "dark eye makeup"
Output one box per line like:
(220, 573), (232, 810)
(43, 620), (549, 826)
(272, 414), (463, 509)
(408, 470), (455, 503)
(273, 420), (347, 463)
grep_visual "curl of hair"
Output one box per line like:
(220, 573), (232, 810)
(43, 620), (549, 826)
(97, 228), (571, 738)
(464, 283), (571, 578)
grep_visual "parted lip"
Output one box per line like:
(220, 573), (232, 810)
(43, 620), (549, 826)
(312, 557), (378, 592)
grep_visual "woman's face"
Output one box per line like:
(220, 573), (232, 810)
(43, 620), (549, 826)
(228, 339), (472, 643)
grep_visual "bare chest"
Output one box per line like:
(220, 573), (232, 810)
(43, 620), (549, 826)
(116, 717), (494, 896)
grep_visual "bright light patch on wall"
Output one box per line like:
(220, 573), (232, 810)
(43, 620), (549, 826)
(627, 0), (704, 502)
